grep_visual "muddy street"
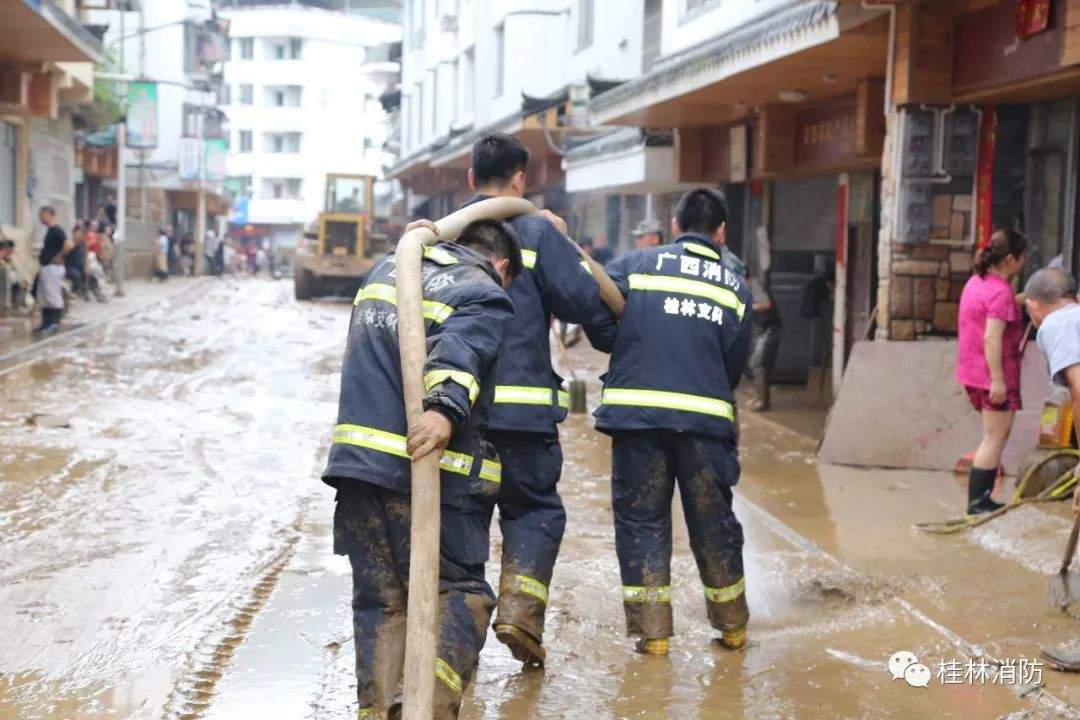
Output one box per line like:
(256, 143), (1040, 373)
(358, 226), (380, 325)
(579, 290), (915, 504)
(1, 279), (1078, 720)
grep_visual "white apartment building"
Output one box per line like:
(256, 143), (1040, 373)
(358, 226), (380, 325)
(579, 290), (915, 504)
(391, 0), (646, 241)
(220, 3), (401, 248)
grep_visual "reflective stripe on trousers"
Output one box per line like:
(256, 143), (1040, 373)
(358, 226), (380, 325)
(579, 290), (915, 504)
(704, 577), (745, 604)
(511, 574), (549, 604)
(332, 423), (501, 483)
(601, 388), (734, 420)
(494, 385), (570, 410)
(622, 585), (672, 603)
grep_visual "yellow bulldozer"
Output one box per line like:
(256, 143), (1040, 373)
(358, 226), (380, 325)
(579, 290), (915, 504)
(293, 173), (390, 300)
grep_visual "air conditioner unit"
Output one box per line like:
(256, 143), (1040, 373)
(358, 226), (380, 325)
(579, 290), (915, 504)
(439, 14), (459, 32)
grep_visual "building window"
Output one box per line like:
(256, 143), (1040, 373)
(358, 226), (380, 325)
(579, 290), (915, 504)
(263, 178), (302, 199)
(414, 82), (423, 143)
(226, 175), (252, 197)
(181, 103), (202, 137)
(266, 85), (302, 107)
(272, 38), (303, 60)
(494, 24), (504, 97)
(265, 132), (301, 153)
(219, 84), (231, 105)
(577, 0), (594, 51)
(239, 83), (253, 106)
(238, 130), (252, 153)
(462, 48), (474, 119)
(238, 37), (254, 60)
(682, 0), (722, 22)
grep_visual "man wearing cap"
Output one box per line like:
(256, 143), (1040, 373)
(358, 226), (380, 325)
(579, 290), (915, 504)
(631, 219), (664, 250)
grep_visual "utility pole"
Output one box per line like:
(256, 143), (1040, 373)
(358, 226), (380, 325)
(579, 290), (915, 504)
(194, 133), (206, 276)
(115, 6), (127, 296)
(138, 3), (147, 222)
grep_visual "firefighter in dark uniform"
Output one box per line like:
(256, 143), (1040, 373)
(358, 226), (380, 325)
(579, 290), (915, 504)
(459, 134), (610, 667)
(321, 219), (521, 719)
(585, 188), (753, 656)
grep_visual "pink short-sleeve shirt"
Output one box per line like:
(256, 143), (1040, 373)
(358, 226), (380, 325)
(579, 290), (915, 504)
(956, 273), (1023, 391)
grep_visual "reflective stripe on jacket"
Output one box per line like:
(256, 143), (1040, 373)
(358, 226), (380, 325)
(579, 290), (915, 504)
(587, 234), (753, 439)
(462, 196), (609, 434)
(321, 241), (515, 508)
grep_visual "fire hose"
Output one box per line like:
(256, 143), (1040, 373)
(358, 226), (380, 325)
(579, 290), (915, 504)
(395, 197), (623, 720)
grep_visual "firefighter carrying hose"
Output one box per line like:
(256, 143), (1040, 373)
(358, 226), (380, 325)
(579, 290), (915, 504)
(459, 134), (611, 667)
(321, 219), (521, 719)
(585, 188), (753, 655)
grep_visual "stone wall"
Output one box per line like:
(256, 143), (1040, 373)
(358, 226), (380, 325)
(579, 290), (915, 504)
(887, 191), (974, 340)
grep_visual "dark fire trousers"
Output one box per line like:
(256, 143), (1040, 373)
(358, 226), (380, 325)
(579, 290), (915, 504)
(488, 430), (565, 643)
(333, 482), (495, 719)
(611, 430), (749, 639)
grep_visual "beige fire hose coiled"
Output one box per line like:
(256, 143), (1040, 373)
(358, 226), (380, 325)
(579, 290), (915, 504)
(395, 197), (623, 720)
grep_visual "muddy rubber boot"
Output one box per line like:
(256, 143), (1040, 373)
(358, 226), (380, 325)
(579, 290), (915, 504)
(635, 638), (669, 656)
(967, 467), (1003, 515)
(494, 623), (545, 667)
(716, 627), (747, 650)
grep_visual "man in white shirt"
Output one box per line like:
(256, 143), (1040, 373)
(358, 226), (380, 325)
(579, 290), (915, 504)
(1024, 266), (1080, 521)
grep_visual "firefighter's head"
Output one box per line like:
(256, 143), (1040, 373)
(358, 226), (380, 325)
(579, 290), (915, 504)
(674, 188), (728, 247)
(457, 218), (523, 289)
(469, 133), (530, 198)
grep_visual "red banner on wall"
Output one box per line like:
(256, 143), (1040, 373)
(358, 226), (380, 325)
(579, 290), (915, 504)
(975, 107), (998, 250)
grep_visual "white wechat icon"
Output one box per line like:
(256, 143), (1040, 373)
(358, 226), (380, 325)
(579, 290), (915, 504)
(904, 663), (932, 688)
(888, 651), (919, 681)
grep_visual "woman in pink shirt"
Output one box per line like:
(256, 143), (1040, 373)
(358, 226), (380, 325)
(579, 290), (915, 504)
(956, 229), (1028, 514)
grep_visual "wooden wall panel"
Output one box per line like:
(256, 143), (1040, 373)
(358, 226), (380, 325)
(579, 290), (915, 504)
(1063, 0), (1080, 66)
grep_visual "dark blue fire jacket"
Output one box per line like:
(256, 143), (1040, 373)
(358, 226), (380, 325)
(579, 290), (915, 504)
(461, 195), (609, 434)
(586, 234), (753, 440)
(321, 241), (515, 509)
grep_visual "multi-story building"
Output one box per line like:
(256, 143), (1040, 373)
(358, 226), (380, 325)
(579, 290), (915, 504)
(85, 0), (230, 243)
(390, 0), (645, 241)
(218, 1), (401, 249)
(1, 0), (102, 265)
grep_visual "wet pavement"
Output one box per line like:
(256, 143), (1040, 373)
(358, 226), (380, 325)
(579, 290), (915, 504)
(1, 278), (1077, 719)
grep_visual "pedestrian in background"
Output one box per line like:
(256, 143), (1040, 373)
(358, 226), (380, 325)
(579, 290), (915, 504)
(36, 252), (65, 334)
(747, 272), (782, 411)
(1024, 267), (1080, 522)
(631, 218), (663, 250)
(592, 235), (615, 265)
(154, 226), (170, 282)
(955, 229), (1029, 515)
(65, 222), (89, 300)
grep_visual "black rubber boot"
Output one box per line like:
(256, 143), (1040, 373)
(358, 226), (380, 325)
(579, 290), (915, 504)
(967, 466), (1003, 515)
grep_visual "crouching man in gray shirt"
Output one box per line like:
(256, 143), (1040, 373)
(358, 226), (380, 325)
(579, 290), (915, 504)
(1024, 267), (1080, 521)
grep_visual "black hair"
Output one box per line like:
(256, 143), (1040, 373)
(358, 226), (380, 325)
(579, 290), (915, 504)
(471, 133), (530, 188)
(39, 206), (55, 216)
(974, 228), (1027, 277)
(675, 188), (728, 235)
(457, 218), (523, 280)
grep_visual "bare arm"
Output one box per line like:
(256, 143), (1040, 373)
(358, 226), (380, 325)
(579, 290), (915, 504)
(983, 317), (1006, 404)
(1066, 364), (1080, 517)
